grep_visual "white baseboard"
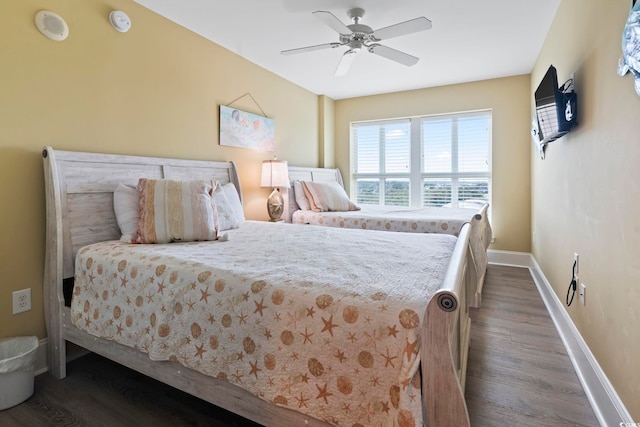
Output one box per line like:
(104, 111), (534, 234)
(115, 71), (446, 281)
(487, 249), (634, 425)
(35, 338), (48, 376)
(487, 249), (533, 267)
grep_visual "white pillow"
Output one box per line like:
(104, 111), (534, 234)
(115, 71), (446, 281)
(221, 183), (245, 223)
(302, 181), (360, 212)
(113, 183), (139, 241)
(293, 181), (311, 211)
(213, 183), (242, 231)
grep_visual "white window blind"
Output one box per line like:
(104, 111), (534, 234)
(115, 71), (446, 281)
(352, 119), (411, 206)
(421, 112), (491, 208)
(352, 111), (491, 208)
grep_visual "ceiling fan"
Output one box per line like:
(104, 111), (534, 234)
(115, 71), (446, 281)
(281, 8), (432, 76)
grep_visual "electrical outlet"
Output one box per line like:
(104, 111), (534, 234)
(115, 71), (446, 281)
(580, 283), (586, 305)
(12, 288), (31, 314)
(574, 253), (579, 276)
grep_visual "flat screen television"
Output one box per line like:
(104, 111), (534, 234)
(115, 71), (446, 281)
(533, 65), (578, 144)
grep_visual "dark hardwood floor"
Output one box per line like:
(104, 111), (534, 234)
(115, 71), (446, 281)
(0, 352), (260, 427)
(0, 265), (598, 426)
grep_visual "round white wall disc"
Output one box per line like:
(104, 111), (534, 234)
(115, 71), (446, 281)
(109, 11), (132, 33)
(35, 10), (69, 42)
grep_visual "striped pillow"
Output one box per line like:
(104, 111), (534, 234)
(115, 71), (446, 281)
(302, 181), (360, 212)
(135, 179), (218, 244)
(293, 181), (311, 211)
(301, 181), (320, 212)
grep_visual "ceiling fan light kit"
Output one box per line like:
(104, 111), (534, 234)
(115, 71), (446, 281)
(281, 8), (431, 76)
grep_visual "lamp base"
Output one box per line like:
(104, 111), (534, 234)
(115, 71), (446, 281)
(266, 188), (284, 222)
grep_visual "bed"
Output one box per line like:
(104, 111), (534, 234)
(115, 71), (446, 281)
(43, 147), (473, 427)
(285, 166), (492, 308)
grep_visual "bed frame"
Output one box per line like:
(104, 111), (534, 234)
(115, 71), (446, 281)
(43, 147), (472, 427)
(285, 165), (490, 309)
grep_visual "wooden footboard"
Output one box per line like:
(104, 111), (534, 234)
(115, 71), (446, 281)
(467, 202), (490, 309)
(43, 147), (471, 427)
(422, 223), (472, 427)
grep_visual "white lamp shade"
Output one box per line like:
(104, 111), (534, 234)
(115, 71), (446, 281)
(261, 160), (290, 188)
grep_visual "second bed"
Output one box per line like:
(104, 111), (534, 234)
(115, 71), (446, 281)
(286, 166), (492, 308)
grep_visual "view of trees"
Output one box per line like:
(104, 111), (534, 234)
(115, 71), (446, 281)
(356, 179), (489, 207)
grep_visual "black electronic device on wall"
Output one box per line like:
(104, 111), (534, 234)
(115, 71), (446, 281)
(532, 65), (578, 145)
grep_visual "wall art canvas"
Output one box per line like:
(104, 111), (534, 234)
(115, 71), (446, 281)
(219, 105), (275, 151)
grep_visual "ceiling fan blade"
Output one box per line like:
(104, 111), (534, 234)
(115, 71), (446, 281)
(371, 17), (432, 41)
(368, 44), (419, 66)
(313, 10), (352, 35)
(335, 50), (357, 76)
(281, 42), (343, 55)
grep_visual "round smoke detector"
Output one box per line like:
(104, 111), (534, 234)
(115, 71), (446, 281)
(109, 11), (132, 33)
(35, 10), (69, 42)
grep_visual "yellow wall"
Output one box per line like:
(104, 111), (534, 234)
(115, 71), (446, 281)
(0, 0), (321, 340)
(531, 0), (640, 419)
(335, 75), (532, 252)
(318, 95), (336, 168)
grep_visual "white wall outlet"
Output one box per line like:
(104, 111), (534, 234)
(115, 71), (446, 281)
(12, 288), (32, 314)
(573, 253), (579, 275)
(580, 283), (586, 305)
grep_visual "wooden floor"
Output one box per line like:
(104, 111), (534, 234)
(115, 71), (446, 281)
(0, 265), (598, 427)
(465, 265), (598, 426)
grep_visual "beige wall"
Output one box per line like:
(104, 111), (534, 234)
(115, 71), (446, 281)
(318, 95), (336, 168)
(335, 75), (532, 252)
(532, 0), (640, 419)
(0, 0), (320, 340)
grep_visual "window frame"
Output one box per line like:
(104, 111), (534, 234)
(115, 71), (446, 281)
(351, 110), (492, 208)
(351, 118), (412, 206)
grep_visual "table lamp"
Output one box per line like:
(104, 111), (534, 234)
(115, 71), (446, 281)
(260, 159), (290, 221)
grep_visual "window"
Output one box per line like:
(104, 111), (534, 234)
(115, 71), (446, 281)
(351, 111), (491, 208)
(352, 119), (411, 206)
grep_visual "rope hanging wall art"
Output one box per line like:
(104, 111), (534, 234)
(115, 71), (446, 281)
(219, 93), (275, 152)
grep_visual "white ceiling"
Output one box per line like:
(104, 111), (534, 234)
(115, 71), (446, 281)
(133, 0), (560, 100)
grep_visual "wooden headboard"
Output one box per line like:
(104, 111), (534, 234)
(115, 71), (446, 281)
(283, 166), (344, 222)
(42, 147), (242, 281)
(287, 166), (344, 185)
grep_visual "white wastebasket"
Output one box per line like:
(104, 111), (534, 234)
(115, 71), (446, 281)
(0, 336), (38, 410)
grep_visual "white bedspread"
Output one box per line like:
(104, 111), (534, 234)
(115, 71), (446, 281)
(292, 205), (482, 236)
(71, 221), (456, 426)
(292, 205), (492, 297)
